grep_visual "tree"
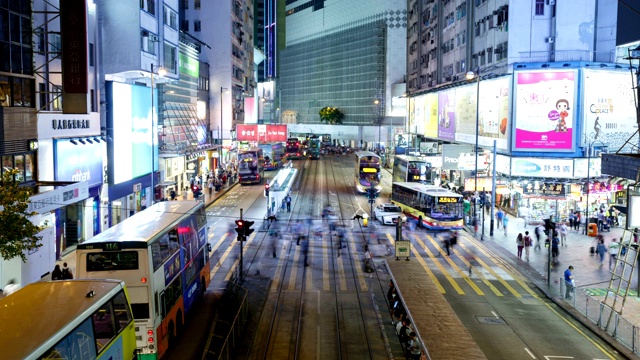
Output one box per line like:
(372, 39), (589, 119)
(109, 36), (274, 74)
(319, 106), (344, 125)
(0, 169), (44, 262)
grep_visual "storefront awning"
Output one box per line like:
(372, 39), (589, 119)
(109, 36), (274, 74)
(156, 181), (177, 187)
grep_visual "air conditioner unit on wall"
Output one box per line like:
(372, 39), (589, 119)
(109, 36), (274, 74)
(548, 0), (556, 5)
(545, 37), (555, 43)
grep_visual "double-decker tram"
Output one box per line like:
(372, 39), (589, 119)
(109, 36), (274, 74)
(285, 137), (303, 160)
(0, 279), (137, 360)
(354, 151), (382, 193)
(76, 201), (210, 359)
(390, 182), (464, 230)
(259, 143), (284, 170)
(237, 147), (265, 184)
(308, 135), (321, 159)
(392, 155), (431, 183)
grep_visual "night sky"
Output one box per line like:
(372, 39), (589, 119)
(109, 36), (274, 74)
(617, 1), (640, 45)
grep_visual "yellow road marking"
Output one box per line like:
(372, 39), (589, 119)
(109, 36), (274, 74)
(410, 234), (464, 295)
(423, 234), (484, 296)
(288, 245), (301, 291)
(208, 232), (228, 260)
(337, 248), (348, 291)
(209, 235), (237, 279)
(387, 233), (395, 246)
(388, 233), (445, 293)
(449, 245), (503, 297)
(348, 234), (368, 292)
(224, 233), (256, 281)
(457, 242), (521, 297)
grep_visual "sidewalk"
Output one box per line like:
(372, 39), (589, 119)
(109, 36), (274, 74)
(474, 210), (640, 356)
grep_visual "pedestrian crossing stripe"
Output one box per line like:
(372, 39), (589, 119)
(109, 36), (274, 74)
(388, 233), (445, 293)
(421, 234), (485, 296)
(456, 242), (522, 297)
(409, 234), (465, 295)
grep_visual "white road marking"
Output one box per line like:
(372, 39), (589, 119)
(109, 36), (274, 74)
(524, 348), (536, 359)
(491, 311), (499, 318)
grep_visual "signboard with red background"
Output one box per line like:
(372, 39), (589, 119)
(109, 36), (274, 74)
(237, 124), (288, 142)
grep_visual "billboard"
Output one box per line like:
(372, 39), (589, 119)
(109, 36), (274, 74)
(438, 89), (456, 141)
(582, 70), (637, 151)
(108, 82), (158, 184)
(511, 157), (574, 178)
(424, 93), (439, 138)
(55, 139), (103, 187)
(237, 124), (288, 142)
(513, 70), (577, 151)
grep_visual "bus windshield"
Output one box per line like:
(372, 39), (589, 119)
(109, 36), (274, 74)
(86, 252), (139, 271)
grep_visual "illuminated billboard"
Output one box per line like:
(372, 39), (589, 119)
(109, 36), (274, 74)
(424, 93), (438, 138)
(438, 88), (456, 141)
(582, 70), (637, 151)
(55, 139), (103, 187)
(513, 70), (577, 151)
(107, 82), (158, 184)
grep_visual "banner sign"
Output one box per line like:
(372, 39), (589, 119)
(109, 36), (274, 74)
(237, 124), (288, 142)
(513, 70), (576, 151)
(511, 157), (573, 178)
(522, 182), (568, 196)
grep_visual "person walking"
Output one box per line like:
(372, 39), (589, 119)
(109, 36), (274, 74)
(568, 210), (575, 231)
(51, 264), (63, 280)
(502, 214), (509, 236)
(285, 194), (292, 213)
(608, 238), (620, 269)
(516, 233), (524, 259)
(523, 231), (532, 261)
(551, 231), (560, 263)
(559, 222), (568, 246)
(407, 332), (422, 360)
(564, 265), (575, 300)
(575, 211), (581, 232)
(62, 262), (74, 279)
(496, 208), (503, 229)
(595, 237), (607, 266)
(534, 224), (544, 250)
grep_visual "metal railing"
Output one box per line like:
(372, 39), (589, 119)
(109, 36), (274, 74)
(517, 50), (615, 63)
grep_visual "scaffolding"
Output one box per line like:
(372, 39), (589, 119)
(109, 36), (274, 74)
(280, 15), (386, 125)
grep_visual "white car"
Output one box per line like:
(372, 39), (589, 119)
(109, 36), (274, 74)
(374, 203), (407, 225)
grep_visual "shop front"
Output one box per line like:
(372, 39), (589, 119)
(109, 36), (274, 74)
(513, 181), (572, 224)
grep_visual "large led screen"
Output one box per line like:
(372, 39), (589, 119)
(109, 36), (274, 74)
(424, 93), (438, 138)
(513, 70), (577, 151)
(55, 139), (103, 187)
(582, 70), (637, 151)
(109, 82), (158, 184)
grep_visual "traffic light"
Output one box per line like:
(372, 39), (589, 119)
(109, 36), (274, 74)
(244, 220), (255, 237)
(264, 184), (270, 197)
(366, 187), (378, 199)
(235, 220), (245, 241)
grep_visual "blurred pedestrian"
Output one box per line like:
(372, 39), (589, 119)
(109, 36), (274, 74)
(496, 208), (503, 229)
(502, 214), (509, 236)
(596, 237), (606, 266)
(523, 231), (532, 261)
(285, 194), (292, 212)
(2, 279), (20, 297)
(516, 233), (524, 259)
(559, 222), (568, 246)
(564, 265), (574, 300)
(609, 238), (620, 268)
(302, 237), (310, 267)
(551, 232), (560, 263)
(62, 262), (73, 279)
(51, 264), (63, 280)
(534, 224), (544, 250)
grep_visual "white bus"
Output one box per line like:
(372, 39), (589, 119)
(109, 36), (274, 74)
(76, 201), (210, 359)
(0, 279), (137, 360)
(391, 182), (464, 230)
(354, 151), (382, 193)
(392, 155), (431, 184)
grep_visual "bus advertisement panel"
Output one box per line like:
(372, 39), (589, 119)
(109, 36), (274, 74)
(355, 151), (382, 193)
(392, 155), (431, 183)
(76, 201), (210, 359)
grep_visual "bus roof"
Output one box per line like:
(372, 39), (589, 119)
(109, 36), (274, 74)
(393, 182), (463, 197)
(239, 147), (263, 153)
(78, 201), (202, 248)
(0, 279), (126, 360)
(355, 151), (380, 159)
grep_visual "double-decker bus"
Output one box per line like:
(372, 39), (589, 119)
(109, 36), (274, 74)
(390, 182), (464, 230)
(259, 143), (284, 170)
(0, 279), (137, 360)
(355, 151), (382, 193)
(237, 147), (265, 184)
(76, 201), (210, 359)
(285, 137), (303, 160)
(392, 155), (432, 183)
(308, 135), (321, 159)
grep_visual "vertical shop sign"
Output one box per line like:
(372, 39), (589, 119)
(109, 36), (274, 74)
(60, 0), (88, 93)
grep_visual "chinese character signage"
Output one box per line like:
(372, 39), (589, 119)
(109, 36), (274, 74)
(511, 158), (574, 178)
(60, 0), (88, 93)
(522, 182), (568, 196)
(513, 70), (576, 151)
(237, 124), (288, 142)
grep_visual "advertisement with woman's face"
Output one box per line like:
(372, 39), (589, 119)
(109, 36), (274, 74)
(513, 70), (577, 151)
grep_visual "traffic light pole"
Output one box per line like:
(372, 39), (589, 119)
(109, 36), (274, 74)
(240, 208), (244, 282)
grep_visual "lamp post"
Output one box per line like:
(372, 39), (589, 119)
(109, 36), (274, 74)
(374, 99), (382, 151)
(466, 69), (482, 239)
(150, 64), (166, 205)
(219, 87), (229, 170)
(584, 136), (606, 235)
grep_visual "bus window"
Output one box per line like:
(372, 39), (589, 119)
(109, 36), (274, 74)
(86, 252), (139, 272)
(41, 317), (97, 360)
(112, 291), (133, 332)
(92, 302), (116, 352)
(151, 232), (179, 270)
(161, 278), (182, 318)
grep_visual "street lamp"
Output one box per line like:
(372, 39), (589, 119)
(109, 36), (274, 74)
(466, 70), (482, 238)
(584, 135), (606, 235)
(150, 64), (166, 205)
(374, 99), (381, 151)
(219, 87), (230, 169)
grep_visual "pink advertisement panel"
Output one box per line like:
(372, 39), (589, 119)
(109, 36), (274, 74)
(513, 70), (576, 151)
(437, 89), (456, 141)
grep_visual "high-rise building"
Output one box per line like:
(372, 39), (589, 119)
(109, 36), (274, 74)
(279, 0), (407, 142)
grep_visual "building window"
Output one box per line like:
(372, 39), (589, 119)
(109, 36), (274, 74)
(194, 20), (201, 32)
(142, 34), (157, 55)
(90, 89), (96, 112)
(141, 0), (156, 16)
(535, 0), (544, 16)
(195, 0), (200, 9)
(163, 43), (176, 73)
(181, 20), (189, 32)
(164, 6), (178, 30)
(487, 48), (493, 63)
(89, 43), (94, 67)
(182, 0), (188, 9)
